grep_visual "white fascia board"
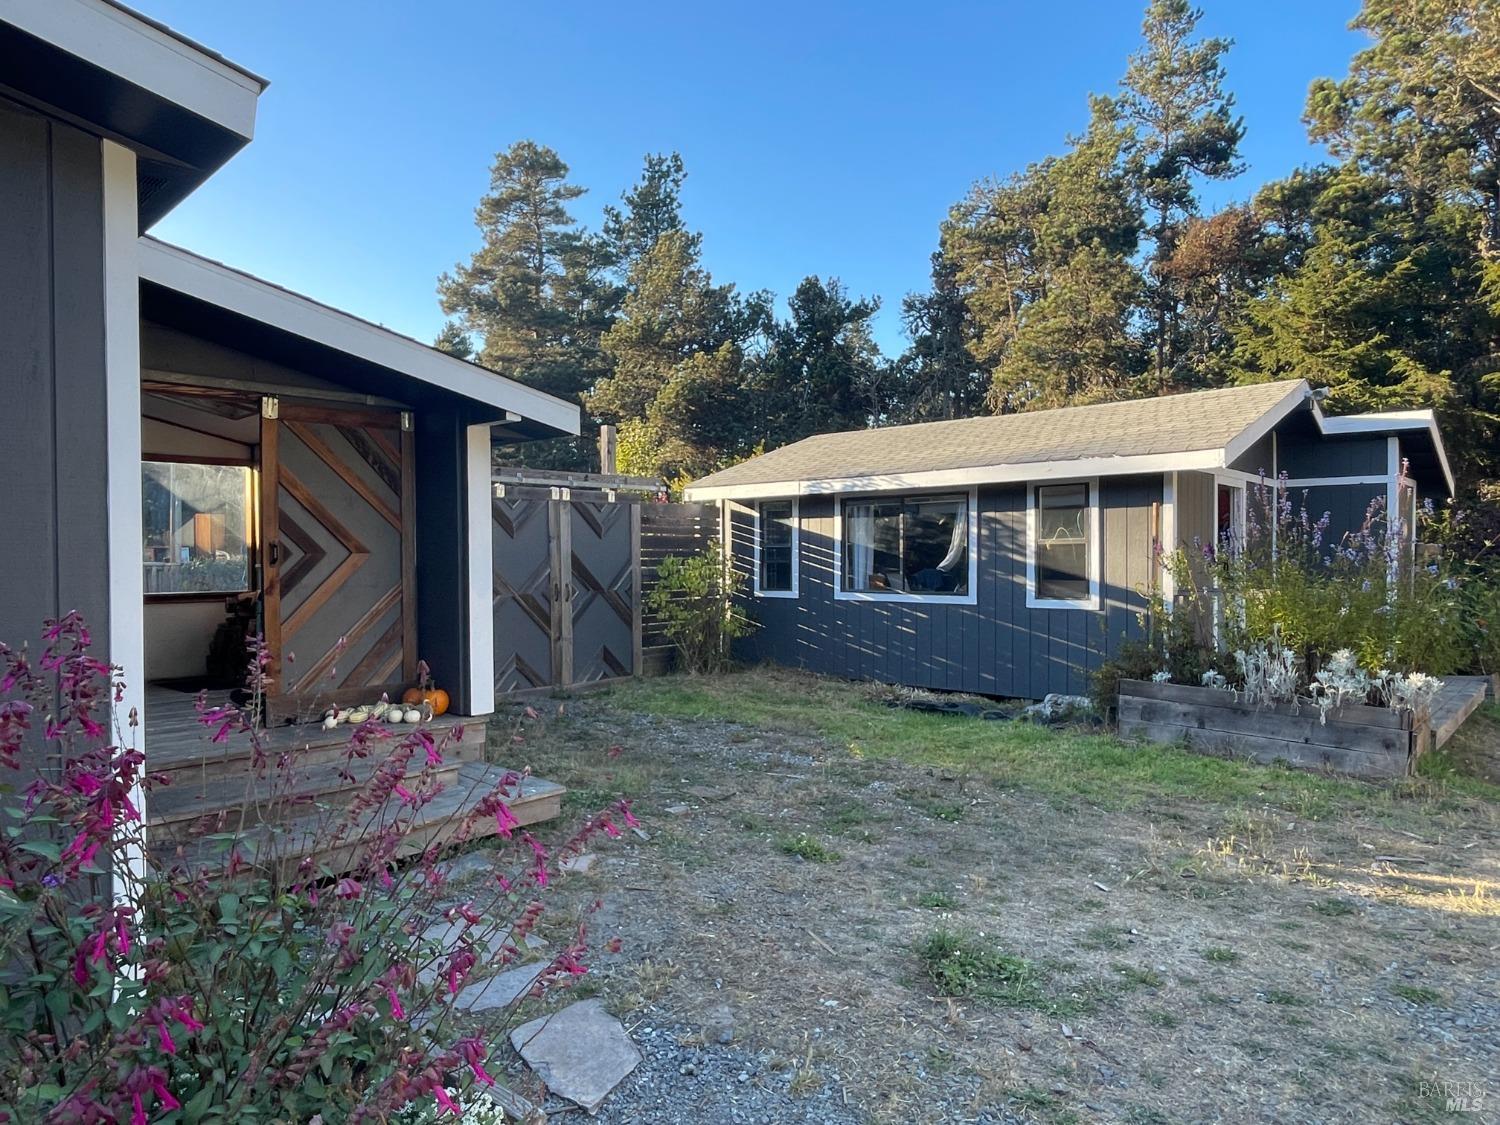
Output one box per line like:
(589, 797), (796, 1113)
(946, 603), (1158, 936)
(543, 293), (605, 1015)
(682, 449), (1225, 502)
(464, 424), (495, 717)
(1312, 402), (1455, 497)
(1220, 380), (1310, 469)
(3, 0), (264, 137)
(137, 239), (580, 435)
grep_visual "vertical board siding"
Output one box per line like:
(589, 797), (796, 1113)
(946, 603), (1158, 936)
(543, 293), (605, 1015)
(734, 478), (1161, 699)
(0, 99), (110, 675)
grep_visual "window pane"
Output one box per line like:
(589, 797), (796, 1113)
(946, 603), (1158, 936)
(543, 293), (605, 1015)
(843, 501), (903, 591)
(142, 462), (253, 594)
(903, 496), (968, 594)
(759, 501), (794, 591)
(1035, 484), (1089, 601)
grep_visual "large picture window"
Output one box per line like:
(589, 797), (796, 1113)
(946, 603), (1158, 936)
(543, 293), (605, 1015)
(755, 500), (798, 596)
(142, 461), (254, 595)
(1028, 482), (1098, 609)
(840, 493), (971, 599)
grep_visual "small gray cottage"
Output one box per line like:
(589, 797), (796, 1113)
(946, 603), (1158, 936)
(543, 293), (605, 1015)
(683, 381), (1454, 699)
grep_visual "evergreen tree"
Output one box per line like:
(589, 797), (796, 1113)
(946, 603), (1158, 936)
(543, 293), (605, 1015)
(590, 231), (770, 477)
(602, 152), (701, 275)
(1117, 0), (1245, 390)
(755, 277), (885, 443)
(945, 99), (1143, 411)
(433, 321), (474, 360)
(890, 252), (987, 422)
(438, 141), (619, 468)
(1234, 2), (1500, 485)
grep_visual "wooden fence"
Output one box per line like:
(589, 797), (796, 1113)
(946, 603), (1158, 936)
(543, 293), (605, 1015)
(639, 501), (719, 674)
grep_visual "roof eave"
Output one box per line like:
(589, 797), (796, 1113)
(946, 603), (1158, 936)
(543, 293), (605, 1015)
(682, 448), (1228, 502)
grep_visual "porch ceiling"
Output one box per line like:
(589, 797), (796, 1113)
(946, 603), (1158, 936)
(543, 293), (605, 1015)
(139, 241), (579, 439)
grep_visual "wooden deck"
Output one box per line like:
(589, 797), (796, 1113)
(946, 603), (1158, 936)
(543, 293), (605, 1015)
(143, 685), (563, 871)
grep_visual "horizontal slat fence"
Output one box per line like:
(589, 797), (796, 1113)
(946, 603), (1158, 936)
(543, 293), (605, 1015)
(639, 501), (719, 674)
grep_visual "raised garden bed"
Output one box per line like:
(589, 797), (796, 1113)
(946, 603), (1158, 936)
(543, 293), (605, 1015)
(1117, 679), (1431, 779)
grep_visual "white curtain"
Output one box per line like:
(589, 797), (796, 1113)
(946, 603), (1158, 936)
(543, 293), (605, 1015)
(847, 503), (874, 589)
(936, 497), (968, 573)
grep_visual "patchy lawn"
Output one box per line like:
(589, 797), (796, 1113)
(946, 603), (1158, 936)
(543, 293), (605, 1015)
(487, 667), (1500, 1124)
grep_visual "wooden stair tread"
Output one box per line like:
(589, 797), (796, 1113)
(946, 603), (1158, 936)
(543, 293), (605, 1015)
(1430, 676), (1491, 749)
(154, 764), (565, 875)
(148, 747), (464, 827)
(147, 712), (481, 774)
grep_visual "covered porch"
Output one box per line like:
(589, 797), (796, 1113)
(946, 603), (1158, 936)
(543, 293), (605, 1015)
(134, 238), (579, 865)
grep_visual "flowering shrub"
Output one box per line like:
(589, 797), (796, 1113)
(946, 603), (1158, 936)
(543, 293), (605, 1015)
(1097, 467), (1460, 719)
(0, 613), (632, 1122)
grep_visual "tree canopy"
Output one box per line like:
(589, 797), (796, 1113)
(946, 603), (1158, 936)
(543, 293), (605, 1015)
(439, 1), (1500, 491)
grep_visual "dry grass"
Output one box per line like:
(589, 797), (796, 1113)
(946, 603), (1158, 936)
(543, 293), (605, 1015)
(489, 667), (1500, 1124)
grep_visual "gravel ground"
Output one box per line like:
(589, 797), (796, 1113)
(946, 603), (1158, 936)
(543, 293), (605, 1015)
(573, 1020), (869, 1125)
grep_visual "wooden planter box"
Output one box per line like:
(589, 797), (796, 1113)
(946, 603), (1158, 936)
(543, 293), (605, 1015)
(1117, 679), (1431, 779)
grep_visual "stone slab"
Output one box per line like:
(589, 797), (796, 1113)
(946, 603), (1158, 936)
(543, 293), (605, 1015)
(510, 998), (641, 1114)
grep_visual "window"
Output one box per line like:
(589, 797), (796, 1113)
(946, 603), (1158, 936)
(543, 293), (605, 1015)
(755, 500), (798, 596)
(142, 461), (254, 595)
(839, 492), (972, 599)
(1028, 482), (1097, 609)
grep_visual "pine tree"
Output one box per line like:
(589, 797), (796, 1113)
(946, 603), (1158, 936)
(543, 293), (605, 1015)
(1117, 0), (1245, 391)
(890, 252), (987, 422)
(438, 141), (619, 468)
(755, 277), (885, 444)
(945, 99), (1143, 411)
(602, 152), (701, 276)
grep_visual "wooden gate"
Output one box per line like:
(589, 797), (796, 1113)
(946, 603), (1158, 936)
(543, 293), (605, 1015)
(492, 486), (640, 694)
(262, 401), (416, 722)
(491, 489), (558, 692)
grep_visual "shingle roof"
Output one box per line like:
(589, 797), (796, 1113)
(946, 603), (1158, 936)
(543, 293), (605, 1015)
(685, 381), (1308, 498)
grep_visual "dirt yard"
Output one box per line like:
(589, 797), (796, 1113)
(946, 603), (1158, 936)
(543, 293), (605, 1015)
(481, 669), (1500, 1124)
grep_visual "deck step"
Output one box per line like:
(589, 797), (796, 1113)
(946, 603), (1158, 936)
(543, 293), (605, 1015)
(147, 749), (466, 833)
(1430, 676), (1492, 749)
(156, 764), (565, 877)
(149, 712), (484, 784)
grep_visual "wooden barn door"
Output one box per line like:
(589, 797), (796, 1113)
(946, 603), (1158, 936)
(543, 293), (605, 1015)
(261, 400), (416, 723)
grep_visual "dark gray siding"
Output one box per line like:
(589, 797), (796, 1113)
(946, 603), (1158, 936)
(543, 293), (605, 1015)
(1290, 483), (1385, 547)
(1281, 435), (1387, 478)
(0, 98), (111, 678)
(732, 477), (1161, 699)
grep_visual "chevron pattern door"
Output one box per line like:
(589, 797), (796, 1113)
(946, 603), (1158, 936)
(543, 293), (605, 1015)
(262, 402), (415, 722)
(491, 491), (558, 693)
(491, 488), (641, 695)
(566, 495), (641, 685)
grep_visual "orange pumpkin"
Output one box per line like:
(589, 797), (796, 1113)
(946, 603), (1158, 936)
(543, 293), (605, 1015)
(402, 686), (449, 716)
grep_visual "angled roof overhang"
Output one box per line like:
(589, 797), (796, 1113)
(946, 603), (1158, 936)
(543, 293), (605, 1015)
(1311, 402), (1455, 498)
(138, 238), (580, 437)
(0, 0), (266, 226)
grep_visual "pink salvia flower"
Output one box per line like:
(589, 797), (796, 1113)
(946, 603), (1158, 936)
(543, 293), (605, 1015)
(158, 1023), (176, 1055)
(617, 799), (640, 829)
(130, 1091), (146, 1125)
(335, 877), (362, 899)
(385, 986), (405, 1021)
(495, 800), (519, 838)
(434, 1088), (460, 1116)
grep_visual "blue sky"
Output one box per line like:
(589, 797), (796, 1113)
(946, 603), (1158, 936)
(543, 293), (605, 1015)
(148, 1), (1365, 357)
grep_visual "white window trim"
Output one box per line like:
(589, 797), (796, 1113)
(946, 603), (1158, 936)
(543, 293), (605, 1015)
(752, 498), (800, 599)
(1213, 474), (1249, 556)
(832, 488), (979, 605)
(1026, 478), (1101, 611)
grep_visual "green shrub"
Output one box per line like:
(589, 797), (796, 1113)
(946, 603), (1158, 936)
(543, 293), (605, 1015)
(645, 540), (754, 674)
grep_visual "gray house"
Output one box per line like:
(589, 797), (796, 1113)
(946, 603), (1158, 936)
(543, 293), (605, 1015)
(0, 0), (577, 834)
(683, 380), (1454, 699)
